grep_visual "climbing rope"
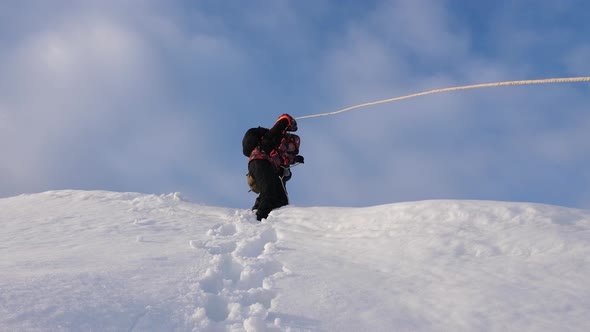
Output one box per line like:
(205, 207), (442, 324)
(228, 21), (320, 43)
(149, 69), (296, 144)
(295, 76), (590, 120)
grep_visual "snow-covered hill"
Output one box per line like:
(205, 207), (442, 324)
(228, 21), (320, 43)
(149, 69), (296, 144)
(1, 190), (589, 332)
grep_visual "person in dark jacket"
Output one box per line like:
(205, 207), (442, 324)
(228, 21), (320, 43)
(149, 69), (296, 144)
(248, 114), (303, 221)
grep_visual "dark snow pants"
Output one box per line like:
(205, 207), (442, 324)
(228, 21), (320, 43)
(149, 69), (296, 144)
(248, 159), (288, 221)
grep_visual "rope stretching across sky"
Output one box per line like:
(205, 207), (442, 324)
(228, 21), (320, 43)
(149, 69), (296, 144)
(294, 76), (590, 120)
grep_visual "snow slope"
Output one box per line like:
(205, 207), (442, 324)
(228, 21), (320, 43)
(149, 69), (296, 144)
(1, 190), (589, 331)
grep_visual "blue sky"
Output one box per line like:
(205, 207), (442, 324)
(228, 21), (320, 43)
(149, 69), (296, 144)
(1, 0), (589, 209)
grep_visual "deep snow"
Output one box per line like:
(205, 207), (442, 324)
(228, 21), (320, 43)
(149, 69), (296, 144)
(1, 190), (589, 331)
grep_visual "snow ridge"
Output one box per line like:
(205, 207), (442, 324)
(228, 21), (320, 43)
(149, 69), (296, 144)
(2, 191), (590, 332)
(187, 211), (288, 331)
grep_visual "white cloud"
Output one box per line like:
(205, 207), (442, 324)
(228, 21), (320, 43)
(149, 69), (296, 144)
(0, 5), (197, 196)
(1, 0), (588, 209)
(290, 0), (590, 208)
(372, 0), (469, 61)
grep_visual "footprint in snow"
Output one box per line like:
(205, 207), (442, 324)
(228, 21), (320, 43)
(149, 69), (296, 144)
(187, 211), (287, 330)
(234, 228), (278, 258)
(207, 223), (237, 237)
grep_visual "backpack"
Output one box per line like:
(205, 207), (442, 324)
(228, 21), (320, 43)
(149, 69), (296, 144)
(242, 127), (269, 157)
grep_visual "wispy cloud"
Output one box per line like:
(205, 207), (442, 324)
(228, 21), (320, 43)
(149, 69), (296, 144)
(1, 0), (588, 209)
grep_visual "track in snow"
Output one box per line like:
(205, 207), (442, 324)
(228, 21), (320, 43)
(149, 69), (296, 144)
(186, 210), (290, 331)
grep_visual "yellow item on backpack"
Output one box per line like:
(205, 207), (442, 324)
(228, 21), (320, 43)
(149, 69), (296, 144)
(246, 173), (259, 193)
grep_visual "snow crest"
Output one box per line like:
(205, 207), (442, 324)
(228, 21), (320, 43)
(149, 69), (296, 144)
(2, 191), (590, 331)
